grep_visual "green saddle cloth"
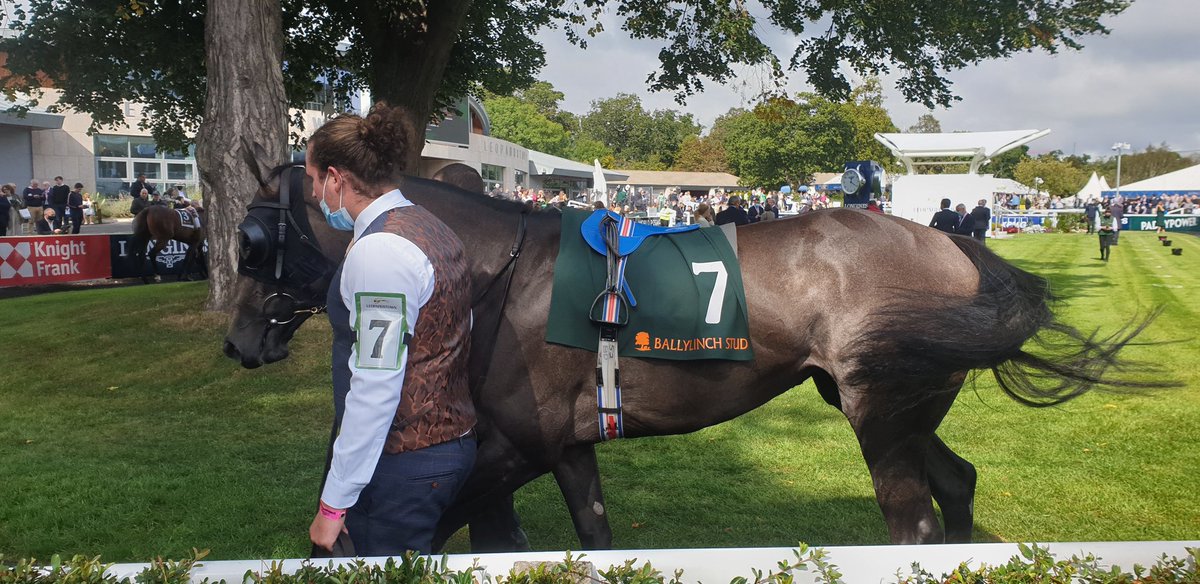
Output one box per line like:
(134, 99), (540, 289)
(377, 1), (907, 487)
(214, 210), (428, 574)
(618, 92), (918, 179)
(546, 209), (753, 361)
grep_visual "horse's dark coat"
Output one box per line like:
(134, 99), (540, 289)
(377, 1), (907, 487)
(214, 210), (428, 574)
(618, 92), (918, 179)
(223, 169), (1151, 549)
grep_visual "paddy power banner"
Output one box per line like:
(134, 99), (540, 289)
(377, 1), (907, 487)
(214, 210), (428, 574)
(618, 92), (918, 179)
(0, 235), (113, 286)
(1123, 215), (1200, 232)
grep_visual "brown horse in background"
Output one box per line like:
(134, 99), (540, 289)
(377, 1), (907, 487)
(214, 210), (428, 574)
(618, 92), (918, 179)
(130, 205), (208, 282)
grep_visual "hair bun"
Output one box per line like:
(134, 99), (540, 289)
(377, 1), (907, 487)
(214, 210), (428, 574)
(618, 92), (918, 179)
(359, 102), (410, 163)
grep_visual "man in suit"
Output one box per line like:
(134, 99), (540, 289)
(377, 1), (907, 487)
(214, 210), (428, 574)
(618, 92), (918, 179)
(47, 176), (70, 230)
(953, 203), (975, 235)
(67, 183), (85, 234)
(929, 198), (958, 233)
(1084, 199), (1099, 234)
(129, 174), (157, 200)
(715, 195), (750, 226)
(968, 199), (991, 242)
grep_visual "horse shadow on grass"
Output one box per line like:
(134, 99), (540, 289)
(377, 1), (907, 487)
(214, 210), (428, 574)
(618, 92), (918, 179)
(1002, 255), (1111, 301)
(500, 382), (1001, 552)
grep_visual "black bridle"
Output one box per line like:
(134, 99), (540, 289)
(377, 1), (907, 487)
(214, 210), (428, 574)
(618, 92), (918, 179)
(237, 165), (333, 325)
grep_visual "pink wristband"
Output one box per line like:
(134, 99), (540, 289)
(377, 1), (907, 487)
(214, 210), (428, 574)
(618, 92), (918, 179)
(319, 502), (346, 520)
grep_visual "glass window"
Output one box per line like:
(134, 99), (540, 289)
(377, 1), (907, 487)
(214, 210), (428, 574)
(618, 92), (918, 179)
(163, 145), (196, 160)
(167, 163), (194, 181)
(94, 135), (129, 157)
(97, 160), (128, 180)
(133, 162), (161, 179)
(130, 136), (157, 158)
(514, 169), (526, 187)
(95, 180), (128, 197)
(481, 163), (504, 192)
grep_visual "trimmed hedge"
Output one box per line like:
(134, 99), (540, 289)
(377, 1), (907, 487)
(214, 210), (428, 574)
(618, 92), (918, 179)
(2, 545), (1197, 584)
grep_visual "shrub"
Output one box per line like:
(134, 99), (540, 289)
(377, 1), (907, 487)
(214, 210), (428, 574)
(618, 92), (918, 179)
(1056, 213), (1086, 233)
(97, 198), (133, 219)
(1, 545), (1197, 584)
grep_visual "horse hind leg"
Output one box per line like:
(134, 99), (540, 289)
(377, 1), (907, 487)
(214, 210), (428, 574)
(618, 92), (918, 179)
(551, 443), (613, 549)
(927, 434), (976, 543)
(822, 372), (961, 544)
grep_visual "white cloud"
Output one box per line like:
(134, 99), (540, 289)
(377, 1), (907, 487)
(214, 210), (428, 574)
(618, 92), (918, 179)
(540, 0), (1200, 159)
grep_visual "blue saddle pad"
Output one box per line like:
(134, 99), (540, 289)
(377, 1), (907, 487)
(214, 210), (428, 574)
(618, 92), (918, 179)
(581, 210), (698, 257)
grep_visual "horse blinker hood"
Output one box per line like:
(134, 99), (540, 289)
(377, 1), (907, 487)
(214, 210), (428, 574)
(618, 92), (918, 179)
(237, 165), (333, 288)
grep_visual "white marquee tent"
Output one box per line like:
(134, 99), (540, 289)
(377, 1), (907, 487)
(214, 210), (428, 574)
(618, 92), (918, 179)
(1076, 172), (1112, 201)
(1102, 163), (1200, 197)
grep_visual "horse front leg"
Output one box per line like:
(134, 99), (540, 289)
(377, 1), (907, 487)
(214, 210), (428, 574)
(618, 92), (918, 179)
(144, 240), (167, 284)
(926, 434), (976, 543)
(551, 443), (613, 549)
(432, 431), (542, 552)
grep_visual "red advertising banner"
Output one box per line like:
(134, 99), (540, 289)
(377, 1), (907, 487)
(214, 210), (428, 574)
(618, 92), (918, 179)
(0, 235), (113, 287)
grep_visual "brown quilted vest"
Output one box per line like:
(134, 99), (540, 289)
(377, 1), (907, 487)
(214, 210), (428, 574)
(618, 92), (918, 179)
(375, 205), (476, 453)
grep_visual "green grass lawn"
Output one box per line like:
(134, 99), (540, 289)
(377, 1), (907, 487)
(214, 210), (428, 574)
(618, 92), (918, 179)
(1, 231), (1197, 562)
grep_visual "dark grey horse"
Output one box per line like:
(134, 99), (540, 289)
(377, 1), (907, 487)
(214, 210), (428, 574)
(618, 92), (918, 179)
(223, 163), (1151, 549)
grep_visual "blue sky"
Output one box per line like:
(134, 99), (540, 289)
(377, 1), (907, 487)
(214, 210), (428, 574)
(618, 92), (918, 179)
(538, 0), (1200, 159)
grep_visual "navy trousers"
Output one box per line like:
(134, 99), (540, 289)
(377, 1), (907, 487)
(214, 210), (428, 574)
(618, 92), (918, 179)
(344, 436), (476, 557)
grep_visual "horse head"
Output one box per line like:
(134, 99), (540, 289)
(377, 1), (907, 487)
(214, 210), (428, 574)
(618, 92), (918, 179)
(223, 160), (350, 368)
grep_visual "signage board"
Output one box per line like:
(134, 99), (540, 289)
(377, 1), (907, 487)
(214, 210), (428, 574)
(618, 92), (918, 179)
(109, 235), (206, 279)
(0, 235), (112, 286)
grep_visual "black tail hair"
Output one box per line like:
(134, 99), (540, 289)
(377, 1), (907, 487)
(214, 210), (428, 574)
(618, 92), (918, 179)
(849, 235), (1163, 407)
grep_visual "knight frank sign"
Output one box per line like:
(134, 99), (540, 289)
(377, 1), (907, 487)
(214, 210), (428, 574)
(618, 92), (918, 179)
(0, 234), (204, 287)
(0, 236), (112, 285)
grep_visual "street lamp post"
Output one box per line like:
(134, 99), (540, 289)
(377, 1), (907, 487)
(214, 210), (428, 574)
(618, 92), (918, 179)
(1112, 142), (1131, 199)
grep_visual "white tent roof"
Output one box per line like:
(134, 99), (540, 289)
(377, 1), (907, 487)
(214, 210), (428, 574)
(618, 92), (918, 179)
(1076, 172), (1112, 200)
(1104, 163), (1200, 196)
(528, 150), (628, 181)
(874, 129), (1051, 175)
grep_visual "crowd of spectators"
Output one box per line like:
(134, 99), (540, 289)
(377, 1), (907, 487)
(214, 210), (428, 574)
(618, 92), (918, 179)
(487, 184), (849, 227)
(0, 176), (92, 236)
(995, 191), (1199, 214)
(0, 173), (201, 237)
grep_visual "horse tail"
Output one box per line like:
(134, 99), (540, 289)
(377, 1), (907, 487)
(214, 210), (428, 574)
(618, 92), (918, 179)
(849, 236), (1160, 407)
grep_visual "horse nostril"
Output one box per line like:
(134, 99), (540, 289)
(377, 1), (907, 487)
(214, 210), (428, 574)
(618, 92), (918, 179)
(223, 339), (241, 360)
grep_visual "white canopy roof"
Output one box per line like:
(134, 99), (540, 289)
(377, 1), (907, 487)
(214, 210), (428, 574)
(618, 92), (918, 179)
(874, 129), (1051, 175)
(1104, 163), (1200, 196)
(1076, 172), (1112, 200)
(528, 150), (628, 181)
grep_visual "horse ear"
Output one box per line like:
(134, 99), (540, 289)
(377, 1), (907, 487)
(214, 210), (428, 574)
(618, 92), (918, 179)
(239, 137), (273, 188)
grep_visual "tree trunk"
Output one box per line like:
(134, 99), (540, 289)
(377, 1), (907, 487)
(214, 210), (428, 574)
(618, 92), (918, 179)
(195, 0), (288, 311)
(366, 0), (473, 173)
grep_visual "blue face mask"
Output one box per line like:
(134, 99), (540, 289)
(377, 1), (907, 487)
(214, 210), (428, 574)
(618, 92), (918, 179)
(319, 174), (354, 231)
